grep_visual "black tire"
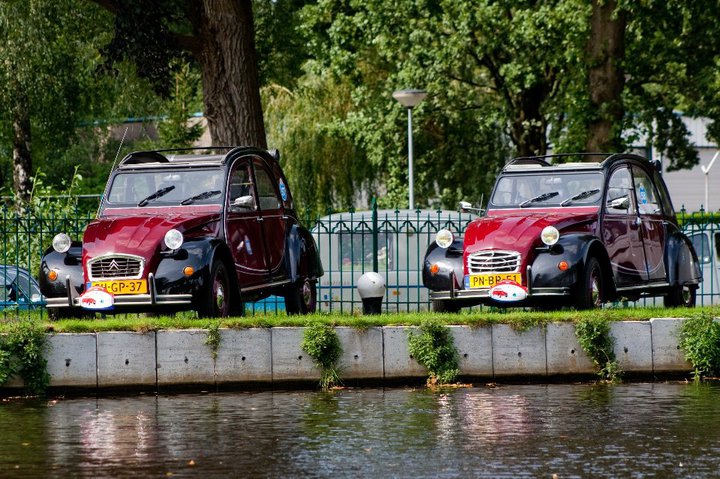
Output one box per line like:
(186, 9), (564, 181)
(574, 256), (604, 310)
(196, 260), (233, 318)
(432, 299), (462, 313)
(285, 278), (317, 315)
(664, 284), (697, 308)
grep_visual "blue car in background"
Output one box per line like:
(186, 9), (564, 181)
(1, 266), (45, 310)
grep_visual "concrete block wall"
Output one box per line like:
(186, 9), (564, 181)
(0, 319), (699, 392)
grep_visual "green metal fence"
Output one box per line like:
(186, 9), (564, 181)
(1, 197), (718, 318)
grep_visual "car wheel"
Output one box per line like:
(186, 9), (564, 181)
(664, 284), (697, 308)
(285, 279), (317, 315)
(574, 256), (604, 310)
(432, 300), (462, 313)
(197, 260), (233, 318)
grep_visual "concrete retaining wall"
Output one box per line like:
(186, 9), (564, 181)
(1, 319), (696, 392)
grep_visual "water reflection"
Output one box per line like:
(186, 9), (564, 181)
(1, 383), (720, 478)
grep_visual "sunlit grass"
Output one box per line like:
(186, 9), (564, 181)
(1, 305), (718, 334)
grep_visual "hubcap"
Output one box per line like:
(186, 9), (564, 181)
(302, 281), (314, 310)
(590, 271), (601, 306)
(682, 286), (691, 305)
(215, 279), (226, 312)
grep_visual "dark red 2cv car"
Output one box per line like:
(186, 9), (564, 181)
(423, 153), (702, 311)
(40, 147), (323, 318)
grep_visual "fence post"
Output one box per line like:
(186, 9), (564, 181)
(372, 197), (378, 273)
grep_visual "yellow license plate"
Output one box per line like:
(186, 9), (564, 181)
(91, 279), (147, 295)
(468, 273), (522, 289)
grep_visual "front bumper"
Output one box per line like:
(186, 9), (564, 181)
(429, 286), (571, 301)
(45, 273), (193, 309)
(429, 267), (571, 303)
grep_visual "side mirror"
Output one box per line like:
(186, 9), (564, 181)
(231, 195), (255, 210)
(459, 201), (485, 216)
(607, 196), (630, 210)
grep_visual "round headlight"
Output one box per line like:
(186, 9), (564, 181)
(52, 233), (72, 253)
(540, 226), (560, 246)
(164, 229), (184, 250)
(435, 229), (454, 249)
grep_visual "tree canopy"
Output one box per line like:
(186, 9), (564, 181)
(2, 0), (719, 216)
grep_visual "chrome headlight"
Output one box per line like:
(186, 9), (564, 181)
(52, 233), (72, 253)
(540, 226), (560, 246)
(164, 229), (184, 250)
(435, 229), (454, 249)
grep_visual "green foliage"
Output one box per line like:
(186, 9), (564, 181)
(158, 61), (204, 148)
(263, 73), (375, 218)
(2, 167), (96, 276)
(575, 317), (622, 382)
(204, 321), (221, 360)
(679, 312), (720, 379)
(0, 319), (50, 396)
(408, 320), (459, 385)
(301, 323), (342, 391)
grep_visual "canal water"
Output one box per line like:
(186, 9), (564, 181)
(1, 382), (719, 478)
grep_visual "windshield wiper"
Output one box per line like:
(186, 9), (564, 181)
(137, 185), (175, 207)
(520, 191), (559, 208)
(560, 189), (600, 207)
(180, 190), (222, 205)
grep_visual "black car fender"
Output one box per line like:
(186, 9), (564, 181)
(422, 239), (464, 291)
(39, 242), (84, 300)
(155, 238), (233, 295)
(284, 224), (324, 283)
(665, 232), (702, 287)
(530, 234), (610, 290)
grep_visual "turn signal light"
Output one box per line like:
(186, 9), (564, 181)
(430, 263), (440, 275)
(183, 266), (194, 277)
(47, 270), (58, 281)
(558, 260), (569, 271)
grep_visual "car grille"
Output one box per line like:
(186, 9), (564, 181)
(467, 250), (521, 274)
(88, 255), (144, 280)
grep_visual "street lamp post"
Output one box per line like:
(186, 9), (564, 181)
(701, 151), (719, 212)
(393, 89), (426, 210)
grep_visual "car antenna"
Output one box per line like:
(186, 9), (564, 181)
(97, 127), (128, 217)
(110, 127), (129, 172)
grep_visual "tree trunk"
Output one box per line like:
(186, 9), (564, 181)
(12, 87), (33, 205)
(510, 84), (549, 157)
(197, 0), (267, 148)
(586, 0), (626, 154)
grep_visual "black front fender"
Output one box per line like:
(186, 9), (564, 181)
(39, 243), (84, 300)
(530, 234), (602, 289)
(422, 239), (464, 291)
(154, 237), (226, 295)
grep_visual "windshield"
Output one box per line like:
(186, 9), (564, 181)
(106, 169), (225, 207)
(490, 172), (603, 208)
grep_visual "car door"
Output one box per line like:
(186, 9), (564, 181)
(251, 157), (288, 282)
(602, 165), (649, 286)
(225, 158), (268, 288)
(631, 165), (667, 282)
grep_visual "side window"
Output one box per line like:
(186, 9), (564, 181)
(631, 166), (661, 215)
(228, 162), (256, 211)
(253, 163), (281, 211)
(652, 169), (675, 217)
(605, 167), (634, 215)
(690, 233), (711, 264)
(338, 231), (394, 271)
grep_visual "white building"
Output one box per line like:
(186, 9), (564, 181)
(639, 116), (718, 213)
